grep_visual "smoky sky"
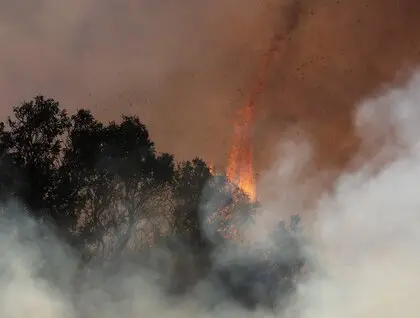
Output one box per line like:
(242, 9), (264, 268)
(1, 0), (420, 173)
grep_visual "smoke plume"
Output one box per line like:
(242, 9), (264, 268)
(3, 0), (420, 170)
(1, 69), (420, 318)
(0, 0), (285, 166)
(254, 70), (420, 318)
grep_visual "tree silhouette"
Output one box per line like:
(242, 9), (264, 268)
(0, 95), (306, 310)
(171, 158), (211, 245)
(0, 96), (71, 224)
(59, 109), (114, 252)
(61, 112), (175, 260)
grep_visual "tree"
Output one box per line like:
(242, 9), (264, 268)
(0, 122), (21, 201)
(171, 158), (211, 244)
(58, 109), (113, 251)
(0, 95), (309, 310)
(101, 116), (174, 256)
(62, 112), (175, 260)
(0, 96), (71, 224)
(162, 158), (259, 294)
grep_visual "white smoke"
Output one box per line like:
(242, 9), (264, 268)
(287, 71), (420, 318)
(2, 71), (420, 318)
(227, 70), (420, 317)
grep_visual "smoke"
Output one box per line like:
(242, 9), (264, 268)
(4, 0), (420, 170)
(254, 0), (420, 172)
(304, 71), (420, 318)
(254, 71), (420, 317)
(3, 70), (420, 317)
(0, 0), (289, 165)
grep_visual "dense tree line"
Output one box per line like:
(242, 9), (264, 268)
(0, 96), (305, 310)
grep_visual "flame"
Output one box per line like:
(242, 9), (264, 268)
(208, 163), (215, 174)
(226, 34), (282, 202)
(227, 104), (256, 201)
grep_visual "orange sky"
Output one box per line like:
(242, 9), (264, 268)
(1, 0), (420, 174)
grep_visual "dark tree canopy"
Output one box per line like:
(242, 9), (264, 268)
(0, 95), (306, 311)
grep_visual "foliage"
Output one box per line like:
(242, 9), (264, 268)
(0, 95), (305, 308)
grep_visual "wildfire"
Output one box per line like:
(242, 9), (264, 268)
(226, 33), (282, 202)
(226, 104), (256, 201)
(208, 163), (215, 175)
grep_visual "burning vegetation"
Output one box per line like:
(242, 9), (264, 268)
(226, 33), (283, 202)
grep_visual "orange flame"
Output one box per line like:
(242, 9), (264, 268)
(226, 34), (282, 202)
(208, 163), (215, 174)
(227, 105), (256, 201)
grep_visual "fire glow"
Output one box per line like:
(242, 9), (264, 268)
(226, 34), (282, 202)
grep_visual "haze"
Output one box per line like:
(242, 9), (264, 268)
(1, 0), (420, 173)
